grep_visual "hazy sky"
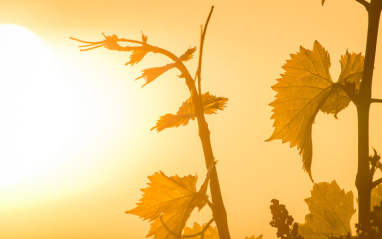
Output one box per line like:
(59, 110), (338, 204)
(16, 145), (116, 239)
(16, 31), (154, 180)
(1, 0), (382, 238)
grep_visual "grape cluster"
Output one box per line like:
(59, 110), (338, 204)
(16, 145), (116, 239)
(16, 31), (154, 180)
(270, 199), (303, 239)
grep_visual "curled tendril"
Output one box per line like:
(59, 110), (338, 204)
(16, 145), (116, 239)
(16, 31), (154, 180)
(69, 36), (107, 51)
(70, 33), (144, 51)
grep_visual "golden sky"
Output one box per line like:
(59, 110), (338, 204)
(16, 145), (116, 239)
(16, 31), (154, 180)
(1, 0), (382, 238)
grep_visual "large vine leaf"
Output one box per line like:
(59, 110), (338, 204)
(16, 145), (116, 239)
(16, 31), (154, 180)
(298, 181), (356, 239)
(126, 172), (208, 239)
(267, 41), (364, 180)
(151, 92), (228, 132)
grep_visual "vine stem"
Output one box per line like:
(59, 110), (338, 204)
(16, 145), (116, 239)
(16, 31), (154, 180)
(189, 7), (231, 238)
(196, 6), (214, 98)
(355, 0), (382, 237)
(158, 7), (231, 238)
(71, 7), (231, 237)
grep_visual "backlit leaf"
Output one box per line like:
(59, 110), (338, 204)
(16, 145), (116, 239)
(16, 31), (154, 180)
(267, 41), (364, 179)
(298, 181), (355, 239)
(151, 92), (228, 132)
(126, 50), (148, 66)
(141, 32), (148, 44)
(126, 172), (208, 239)
(202, 92), (228, 114)
(125, 33), (150, 66)
(136, 63), (176, 87)
(338, 51), (364, 85)
(179, 47), (197, 62)
(320, 51), (364, 117)
(245, 235), (263, 239)
(183, 223), (219, 239)
(371, 184), (382, 210)
(322, 0), (326, 6)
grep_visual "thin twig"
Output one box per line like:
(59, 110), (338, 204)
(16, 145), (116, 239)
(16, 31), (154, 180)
(206, 198), (214, 212)
(355, 0), (370, 10)
(114, 38), (143, 45)
(372, 177), (382, 188)
(371, 98), (382, 103)
(196, 6), (214, 97)
(79, 44), (106, 51)
(69, 37), (105, 45)
(71, 35), (145, 52)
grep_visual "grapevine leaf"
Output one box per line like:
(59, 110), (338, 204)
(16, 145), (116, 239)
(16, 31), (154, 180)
(320, 52), (364, 117)
(183, 223), (219, 239)
(298, 181), (356, 239)
(338, 51), (364, 85)
(125, 50), (148, 66)
(141, 32), (148, 44)
(136, 63), (176, 87)
(245, 236), (263, 239)
(202, 92), (229, 114)
(126, 172), (208, 239)
(267, 41), (364, 180)
(179, 47), (197, 62)
(371, 184), (382, 210)
(124, 33), (148, 66)
(151, 92), (228, 132)
(267, 41), (332, 179)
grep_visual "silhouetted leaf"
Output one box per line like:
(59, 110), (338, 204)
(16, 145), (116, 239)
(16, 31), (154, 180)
(151, 92), (228, 132)
(267, 41), (364, 179)
(320, 51), (363, 118)
(371, 184), (382, 210)
(126, 50), (148, 66)
(125, 33), (149, 66)
(322, 0), (326, 6)
(179, 47), (197, 62)
(141, 32), (148, 44)
(338, 51), (364, 85)
(298, 181), (355, 239)
(136, 63), (176, 87)
(126, 172), (208, 239)
(183, 223), (219, 239)
(202, 92), (228, 114)
(245, 236), (263, 239)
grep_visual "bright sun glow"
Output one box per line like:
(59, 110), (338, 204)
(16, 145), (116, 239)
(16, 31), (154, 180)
(0, 24), (79, 186)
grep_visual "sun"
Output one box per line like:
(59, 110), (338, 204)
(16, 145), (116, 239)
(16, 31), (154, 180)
(0, 24), (79, 186)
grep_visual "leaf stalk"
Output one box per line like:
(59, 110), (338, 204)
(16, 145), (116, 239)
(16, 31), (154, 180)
(371, 98), (382, 103)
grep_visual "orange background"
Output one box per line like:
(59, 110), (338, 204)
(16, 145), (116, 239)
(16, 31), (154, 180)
(1, 0), (382, 238)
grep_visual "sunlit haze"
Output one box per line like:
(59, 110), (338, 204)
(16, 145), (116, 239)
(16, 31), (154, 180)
(1, 0), (381, 238)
